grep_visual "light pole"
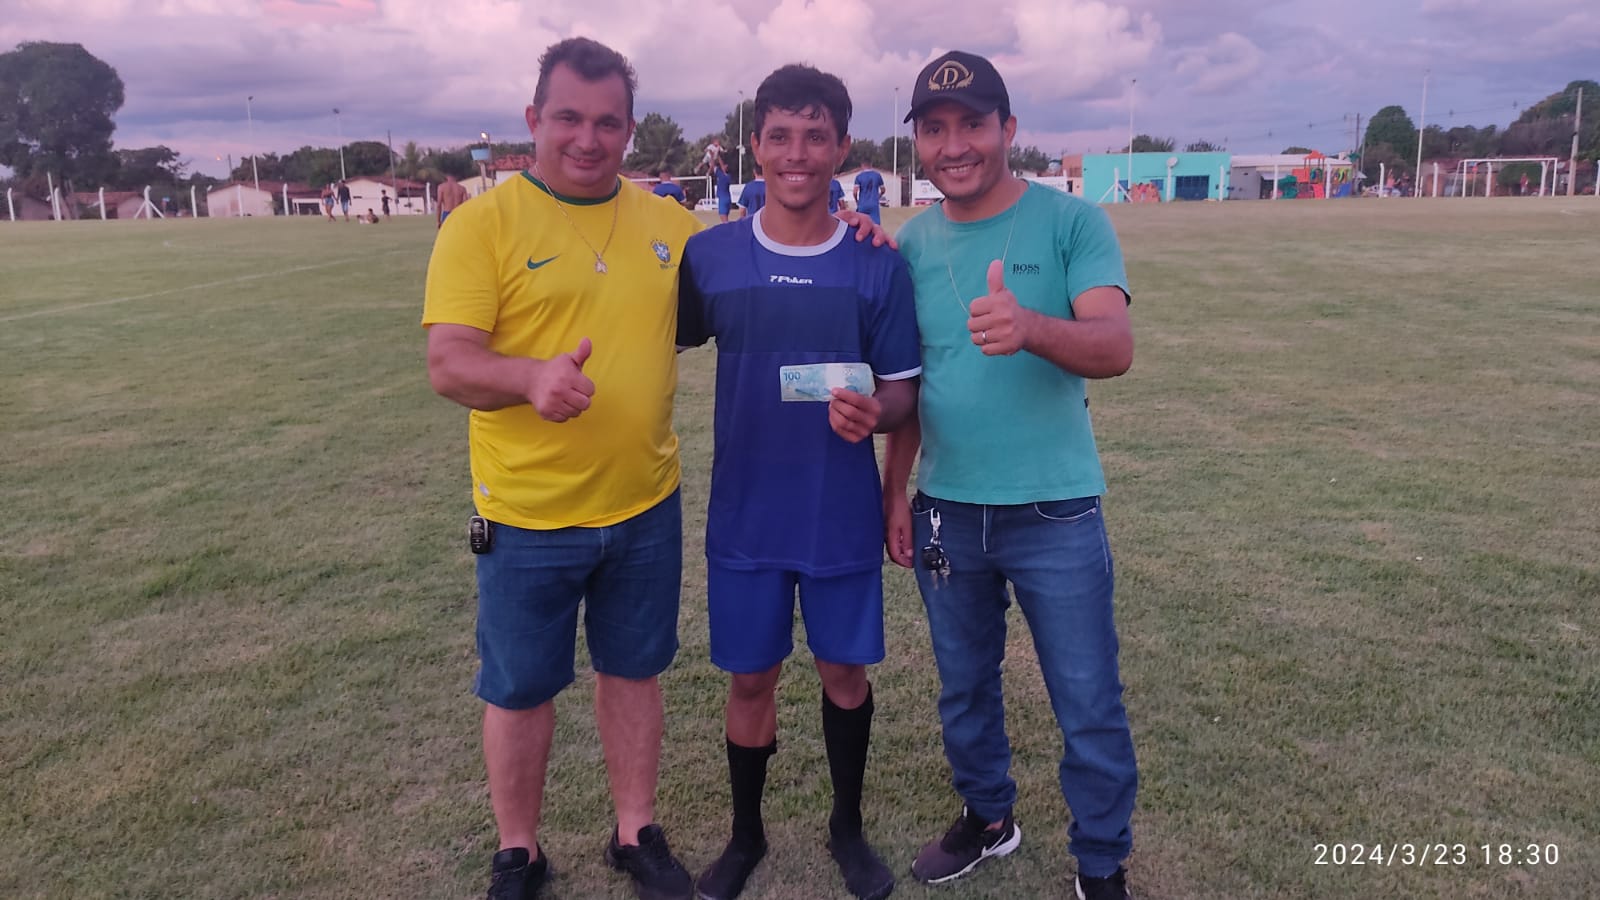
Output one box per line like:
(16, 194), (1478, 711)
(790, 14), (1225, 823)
(246, 95), (261, 198)
(1414, 69), (1428, 198)
(481, 131), (494, 186)
(893, 86), (899, 201)
(737, 90), (745, 183)
(333, 107), (347, 181)
(1126, 78), (1136, 203)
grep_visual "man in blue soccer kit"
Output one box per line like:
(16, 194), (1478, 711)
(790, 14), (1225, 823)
(828, 176), (846, 213)
(653, 170), (688, 205)
(678, 64), (920, 900)
(738, 168), (766, 218)
(715, 159), (734, 223)
(853, 169), (885, 224)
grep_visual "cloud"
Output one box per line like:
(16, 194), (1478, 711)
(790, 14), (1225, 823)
(1173, 32), (1264, 94)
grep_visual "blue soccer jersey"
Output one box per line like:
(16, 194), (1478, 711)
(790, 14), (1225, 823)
(855, 170), (884, 211)
(653, 182), (686, 203)
(678, 213), (922, 576)
(828, 179), (845, 213)
(740, 180), (766, 214)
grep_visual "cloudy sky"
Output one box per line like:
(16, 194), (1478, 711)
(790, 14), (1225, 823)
(4, 0), (1596, 179)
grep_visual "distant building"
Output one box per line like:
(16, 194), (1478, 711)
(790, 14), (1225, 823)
(1083, 151), (1232, 202)
(70, 190), (148, 219)
(1229, 153), (1355, 200)
(206, 181), (318, 217)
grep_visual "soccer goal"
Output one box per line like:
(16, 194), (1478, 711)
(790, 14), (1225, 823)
(1454, 157), (1560, 198)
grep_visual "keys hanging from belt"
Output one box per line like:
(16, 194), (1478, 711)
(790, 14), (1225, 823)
(920, 508), (950, 587)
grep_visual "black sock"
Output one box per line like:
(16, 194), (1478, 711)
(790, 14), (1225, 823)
(727, 737), (776, 848)
(822, 685), (874, 839)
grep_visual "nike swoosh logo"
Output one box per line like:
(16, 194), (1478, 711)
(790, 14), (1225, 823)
(526, 255), (559, 270)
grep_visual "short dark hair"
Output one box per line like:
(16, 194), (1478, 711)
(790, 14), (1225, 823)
(534, 37), (638, 120)
(753, 64), (851, 143)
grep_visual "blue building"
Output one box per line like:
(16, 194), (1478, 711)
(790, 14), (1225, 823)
(1082, 151), (1232, 203)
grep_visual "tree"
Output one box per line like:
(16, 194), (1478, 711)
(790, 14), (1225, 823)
(1186, 140), (1224, 153)
(1008, 144), (1051, 173)
(624, 112), (688, 174)
(1120, 134), (1175, 153)
(398, 140), (423, 180)
(1281, 146), (1315, 155)
(1361, 142), (1408, 184)
(110, 145), (185, 189)
(230, 153), (288, 183)
(423, 147), (474, 181)
(1364, 106), (1417, 160)
(713, 100), (757, 180)
(343, 140), (394, 177)
(0, 42), (125, 187)
(842, 139), (883, 172)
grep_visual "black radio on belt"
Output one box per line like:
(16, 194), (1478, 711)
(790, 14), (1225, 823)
(469, 515), (494, 554)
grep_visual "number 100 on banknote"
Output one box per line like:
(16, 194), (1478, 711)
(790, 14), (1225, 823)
(778, 363), (875, 402)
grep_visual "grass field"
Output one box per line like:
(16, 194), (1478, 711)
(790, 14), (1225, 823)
(2, 197), (1597, 900)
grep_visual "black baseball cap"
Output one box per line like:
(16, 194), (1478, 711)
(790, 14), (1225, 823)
(904, 50), (1010, 123)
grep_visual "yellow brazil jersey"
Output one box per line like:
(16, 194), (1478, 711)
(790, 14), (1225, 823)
(423, 174), (701, 529)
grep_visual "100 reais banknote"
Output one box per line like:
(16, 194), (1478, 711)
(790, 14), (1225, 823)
(778, 362), (875, 402)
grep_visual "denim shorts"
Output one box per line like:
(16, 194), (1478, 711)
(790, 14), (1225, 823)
(473, 490), (682, 709)
(706, 563), (885, 673)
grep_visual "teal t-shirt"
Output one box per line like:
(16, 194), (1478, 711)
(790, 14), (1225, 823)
(898, 182), (1129, 505)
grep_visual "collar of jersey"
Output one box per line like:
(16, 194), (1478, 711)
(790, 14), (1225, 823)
(752, 209), (848, 257)
(521, 171), (621, 205)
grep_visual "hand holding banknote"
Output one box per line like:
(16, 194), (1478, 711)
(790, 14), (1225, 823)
(828, 386), (881, 443)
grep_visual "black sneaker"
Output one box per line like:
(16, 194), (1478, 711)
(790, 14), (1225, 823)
(604, 824), (694, 900)
(487, 846), (549, 900)
(1075, 866), (1132, 900)
(694, 836), (767, 900)
(827, 831), (895, 900)
(910, 806), (1022, 884)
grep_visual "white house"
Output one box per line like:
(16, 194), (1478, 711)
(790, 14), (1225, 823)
(207, 182), (275, 217)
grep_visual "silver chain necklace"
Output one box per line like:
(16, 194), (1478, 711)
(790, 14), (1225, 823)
(942, 197), (1020, 317)
(533, 161), (620, 274)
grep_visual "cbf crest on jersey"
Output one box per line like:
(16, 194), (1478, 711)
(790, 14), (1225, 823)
(651, 239), (672, 267)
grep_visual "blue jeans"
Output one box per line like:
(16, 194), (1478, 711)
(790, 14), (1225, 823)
(474, 490), (682, 710)
(910, 492), (1136, 877)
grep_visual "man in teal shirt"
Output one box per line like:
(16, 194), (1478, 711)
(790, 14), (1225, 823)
(881, 50), (1138, 900)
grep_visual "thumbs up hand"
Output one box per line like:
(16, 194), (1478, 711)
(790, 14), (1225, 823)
(529, 337), (598, 422)
(967, 260), (1031, 356)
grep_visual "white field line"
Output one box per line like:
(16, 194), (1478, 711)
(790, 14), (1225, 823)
(0, 249), (414, 324)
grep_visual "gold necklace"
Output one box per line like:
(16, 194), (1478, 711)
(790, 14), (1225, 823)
(533, 161), (620, 274)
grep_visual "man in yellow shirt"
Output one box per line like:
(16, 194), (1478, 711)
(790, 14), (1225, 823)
(423, 37), (699, 900)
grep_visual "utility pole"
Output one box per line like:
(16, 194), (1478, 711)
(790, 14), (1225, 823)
(1414, 69), (1429, 199)
(334, 108), (347, 181)
(892, 86), (899, 201)
(246, 96), (261, 197)
(1127, 78), (1137, 203)
(1569, 86), (1583, 197)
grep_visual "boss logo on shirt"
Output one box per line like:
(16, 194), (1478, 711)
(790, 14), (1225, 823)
(769, 274), (815, 285)
(1011, 262), (1041, 276)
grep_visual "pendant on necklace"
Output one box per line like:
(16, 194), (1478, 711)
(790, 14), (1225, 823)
(594, 258), (607, 274)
